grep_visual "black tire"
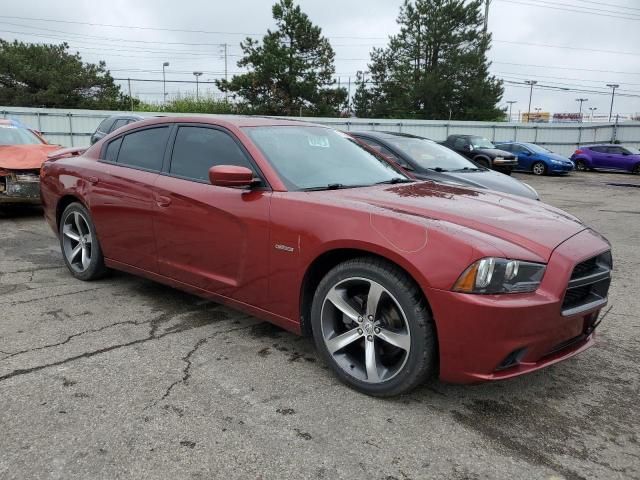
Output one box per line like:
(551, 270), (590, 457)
(59, 202), (108, 281)
(474, 157), (491, 169)
(575, 159), (587, 171)
(633, 163), (640, 175)
(532, 161), (547, 176)
(311, 257), (437, 397)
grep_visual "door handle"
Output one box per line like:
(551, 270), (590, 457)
(155, 195), (172, 207)
(87, 176), (99, 185)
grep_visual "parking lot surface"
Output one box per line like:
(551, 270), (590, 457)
(1, 171), (638, 480)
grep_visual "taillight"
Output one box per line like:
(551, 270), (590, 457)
(574, 149), (583, 155)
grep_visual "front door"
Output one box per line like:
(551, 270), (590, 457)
(152, 124), (271, 304)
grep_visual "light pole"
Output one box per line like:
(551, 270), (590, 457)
(606, 84), (619, 122)
(525, 80), (538, 122)
(193, 71), (203, 101)
(506, 100), (517, 122)
(162, 62), (169, 104)
(575, 98), (588, 121)
(589, 107), (597, 122)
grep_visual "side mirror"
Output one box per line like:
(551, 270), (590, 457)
(463, 144), (473, 152)
(209, 165), (255, 188)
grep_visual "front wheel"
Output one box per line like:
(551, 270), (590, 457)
(311, 258), (436, 396)
(532, 161), (547, 176)
(474, 157), (490, 169)
(59, 202), (108, 281)
(633, 163), (640, 175)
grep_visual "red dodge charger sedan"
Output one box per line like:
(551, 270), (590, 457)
(40, 116), (612, 396)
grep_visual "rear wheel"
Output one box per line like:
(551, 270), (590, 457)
(532, 161), (547, 176)
(633, 163), (640, 174)
(575, 159), (588, 171)
(311, 258), (436, 397)
(59, 203), (108, 281)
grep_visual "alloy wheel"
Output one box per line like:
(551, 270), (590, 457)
(320, 277), (411, 384)
(532, 162), (546, 176)
(575, 160), (587, 171)
(62, 211), (93, 273)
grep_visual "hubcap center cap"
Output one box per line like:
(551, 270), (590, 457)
(364, 322), (374, 334)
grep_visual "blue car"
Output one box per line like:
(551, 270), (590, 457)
(494, 142), (574, 176)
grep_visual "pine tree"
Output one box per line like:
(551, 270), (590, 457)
(217, 0), (346, 116)
(358, 0), (503, 120)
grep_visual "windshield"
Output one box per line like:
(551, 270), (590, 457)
(469, 137), (495, 149)
(385, 136), (478, 171)
(527, 144), (553, 154)
(0, 125), (44, 145)
(624, 147), (640, 155)
(245, 126), (409, 190)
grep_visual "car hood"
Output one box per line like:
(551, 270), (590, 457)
(475, 148), (514, 158)
(413, 169), (538, 200)
(545, 152), (572, 162)
(329, 181), (585, 261)
(0, 144), (60, 170)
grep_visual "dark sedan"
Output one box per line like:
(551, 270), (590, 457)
(90, 114), (144, 145)
(350, 131), (539, 200)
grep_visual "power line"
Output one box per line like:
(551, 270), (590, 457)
(497, 0), (640, 20)
(570, 0), (640, 12)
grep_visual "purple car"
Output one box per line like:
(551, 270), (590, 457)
(571, 144), (640, 174)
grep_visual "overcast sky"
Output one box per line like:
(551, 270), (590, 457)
(3, 0), (640, 119)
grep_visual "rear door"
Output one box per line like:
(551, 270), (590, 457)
(510, 144), (533, 170)
(589, 146), (607, 168)
(90, 126), (171, 271)
(152, 124), (271, 304)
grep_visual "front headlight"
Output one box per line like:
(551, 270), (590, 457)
(453, 258), (546, 294)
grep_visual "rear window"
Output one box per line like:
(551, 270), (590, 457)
(116, 127), (170, 171)
(104, 137), (122, 163)
(111, 119), (129, 132)
(96, 118), (115, 134)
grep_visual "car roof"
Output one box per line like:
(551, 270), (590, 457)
(105, 114), (144, 120)
(351, 130), (432, 141)
(121, 115), (323, 129)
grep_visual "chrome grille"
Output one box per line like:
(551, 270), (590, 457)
(562, 251), (612, 316)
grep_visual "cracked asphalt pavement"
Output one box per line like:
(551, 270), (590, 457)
(0, 171), (639, 480)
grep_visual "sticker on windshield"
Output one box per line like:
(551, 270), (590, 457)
(0, 125), (17, 129)
(307, 135), (330, 148)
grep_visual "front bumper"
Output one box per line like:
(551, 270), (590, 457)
(427, 229), (611, 384)
(549, 163), (574, 173)
(0, 171), (41, 204)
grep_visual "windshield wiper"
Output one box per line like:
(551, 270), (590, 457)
(428, 167), (449, 172)
(453, 167), (482, 172)
(374, 177), (414, 185)
(301, 183), (362, 191)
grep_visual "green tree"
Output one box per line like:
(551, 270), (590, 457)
(217, 0), (346, 116)
(0, 40), (136, 109)
(355, 0), (503, 120)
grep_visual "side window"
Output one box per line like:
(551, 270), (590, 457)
(111, 119), (129, 132)
(607, 146), (624, 154)
(103, 137), (122, 163)
(96, 117), (115, 134)
(512, 145), (528, 154)
(497, 144), (512, 152)
(453, 138), (467, 150)
(591, 146), (605, 153)
(117, 127), (170, 172)
(356, 138), (404, 165)
(170, 126), (253, 181)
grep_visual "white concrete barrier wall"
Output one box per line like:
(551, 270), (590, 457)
(3, 106), (640, 157)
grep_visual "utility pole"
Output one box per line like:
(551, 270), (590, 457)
(193, 71), (203, 101)
(347, 76), (352, 115)
(127, 78), (133, 111)
(483, 0), (491, 36)
(607, 84), (619, 122)
(575, 98), (588, 122)
(162, 62), (170, 104)
(223, 43), (228, 102)
(525, 80), (537, 122)
(507, 100), (517, 122)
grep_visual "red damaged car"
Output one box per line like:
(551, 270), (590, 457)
(0, 119), (62, 204)
(40, 117), (612, 396)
